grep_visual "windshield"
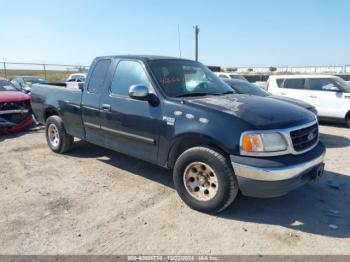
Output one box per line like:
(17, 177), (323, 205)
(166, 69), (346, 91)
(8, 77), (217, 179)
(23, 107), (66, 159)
(0, 80), (18, 91)
(148, 60), (233, 97)
(230, 74), (247, 81)
(333, 77), (350, 93)
(224, 80), (269, 97)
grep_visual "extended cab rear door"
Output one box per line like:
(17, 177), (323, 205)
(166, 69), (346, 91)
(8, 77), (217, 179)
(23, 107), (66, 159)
(81, 58), (112, 146)
(99, 59), (162, 163)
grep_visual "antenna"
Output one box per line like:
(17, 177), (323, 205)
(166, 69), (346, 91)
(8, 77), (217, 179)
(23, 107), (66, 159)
(178, 24), (182, 58)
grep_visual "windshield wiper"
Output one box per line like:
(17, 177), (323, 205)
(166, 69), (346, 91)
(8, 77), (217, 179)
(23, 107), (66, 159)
(176, 91), (235, 98)
(176, 92), (211, 98)
(220, 91), (235, 95)
(207, 91), (236, 96)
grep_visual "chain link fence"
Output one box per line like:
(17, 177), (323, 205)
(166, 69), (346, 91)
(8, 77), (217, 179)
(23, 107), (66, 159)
(2, 62), (349, 82)
(0, 62), (89, 82)
(345, 65), (350, 73)
(234, 65), (349, 74)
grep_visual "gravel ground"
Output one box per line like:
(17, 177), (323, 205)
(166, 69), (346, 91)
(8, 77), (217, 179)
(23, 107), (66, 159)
(0, 124), (349, 255)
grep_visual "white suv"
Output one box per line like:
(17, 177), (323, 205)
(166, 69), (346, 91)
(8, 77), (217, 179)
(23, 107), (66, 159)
(267, 75), (350, 127)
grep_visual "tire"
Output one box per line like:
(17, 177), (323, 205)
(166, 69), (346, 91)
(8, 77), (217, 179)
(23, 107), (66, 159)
(173, 147), (239, 213)
(45, 115), (74, 153)
(346, 116), (350, 128)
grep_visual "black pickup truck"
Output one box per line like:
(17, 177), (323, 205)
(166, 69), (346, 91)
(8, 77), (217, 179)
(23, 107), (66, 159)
(32, 55), (326, 213)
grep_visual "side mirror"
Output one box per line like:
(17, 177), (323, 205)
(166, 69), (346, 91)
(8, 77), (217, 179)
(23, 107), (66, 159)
(329, 86), (340, 92)
(129, 84), (150, 101)
(78, 82), (84, 90)
(23, 86), (31, 94)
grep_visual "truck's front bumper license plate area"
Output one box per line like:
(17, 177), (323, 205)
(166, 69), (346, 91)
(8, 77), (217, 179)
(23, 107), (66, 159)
(230, 149), (326, 182)
(309, 162), (325, 180)
(231, 150), (326, 198)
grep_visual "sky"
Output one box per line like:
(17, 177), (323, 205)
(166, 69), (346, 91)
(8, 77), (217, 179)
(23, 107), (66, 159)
(0, 0), (349, 68)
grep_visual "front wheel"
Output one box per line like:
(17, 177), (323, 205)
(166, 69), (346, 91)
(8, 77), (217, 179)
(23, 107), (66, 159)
(173, 147), (239, 213)
(45, 115), (74, 153)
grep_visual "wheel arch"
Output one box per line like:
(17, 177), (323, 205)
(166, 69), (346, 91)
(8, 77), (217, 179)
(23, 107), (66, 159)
(167, 133), (231, 169)
(345, 110), (350, 121)
(44, 106), (61, 122)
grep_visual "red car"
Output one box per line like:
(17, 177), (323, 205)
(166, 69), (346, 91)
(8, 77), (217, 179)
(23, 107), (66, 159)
(0, 79), (33, 135)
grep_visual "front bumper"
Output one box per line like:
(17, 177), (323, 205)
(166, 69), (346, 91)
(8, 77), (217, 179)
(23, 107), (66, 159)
(0, 114), (33, 135)
(230, 142), (326, 198)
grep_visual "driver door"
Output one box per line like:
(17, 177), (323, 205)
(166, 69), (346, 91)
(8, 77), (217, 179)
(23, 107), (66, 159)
(99, 59), (162, 163)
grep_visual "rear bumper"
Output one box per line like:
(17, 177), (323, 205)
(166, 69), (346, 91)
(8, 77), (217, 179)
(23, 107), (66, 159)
(230, 142), (326, 198)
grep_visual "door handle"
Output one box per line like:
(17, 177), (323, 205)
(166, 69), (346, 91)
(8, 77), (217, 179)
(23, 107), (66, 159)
(280, 92), (287, 95)
(308, 94), (317, 98)
(101, 104), (111, 112)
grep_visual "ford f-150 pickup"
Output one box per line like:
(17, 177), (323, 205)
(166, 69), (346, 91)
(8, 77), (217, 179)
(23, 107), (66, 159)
(31, 55), (326, 213)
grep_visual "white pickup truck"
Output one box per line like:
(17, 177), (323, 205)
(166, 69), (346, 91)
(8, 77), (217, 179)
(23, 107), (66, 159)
(267, 75), (350, 127)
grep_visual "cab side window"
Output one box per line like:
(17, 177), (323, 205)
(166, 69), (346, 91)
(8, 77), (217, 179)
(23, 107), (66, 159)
(110, 60), (150, 96)
(283, 79), (306, 89)
(87, 59), (111, 93)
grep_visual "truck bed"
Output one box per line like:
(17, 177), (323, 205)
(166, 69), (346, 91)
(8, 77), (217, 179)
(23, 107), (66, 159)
(31, 83), (85, 138)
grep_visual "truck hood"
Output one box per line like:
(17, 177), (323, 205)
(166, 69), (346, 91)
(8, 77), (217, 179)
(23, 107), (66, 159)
(0, 91), (31, 102)
(186, 94), (316, 129)
(268, 95), (313, 109)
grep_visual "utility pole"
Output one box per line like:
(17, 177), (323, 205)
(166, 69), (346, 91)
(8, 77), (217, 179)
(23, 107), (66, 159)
(193, 25), (200, 61)
(3, 62), (7, 79)
(43, 64), (47, 80)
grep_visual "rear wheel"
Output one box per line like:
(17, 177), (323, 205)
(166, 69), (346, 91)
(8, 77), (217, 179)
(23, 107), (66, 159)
(45, 115), (74, 153)
(173, 147), (239, 213)
(346, 116), (350, 128)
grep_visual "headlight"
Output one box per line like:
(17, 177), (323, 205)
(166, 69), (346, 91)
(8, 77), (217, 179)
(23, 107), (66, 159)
(241, 132), (288, 155)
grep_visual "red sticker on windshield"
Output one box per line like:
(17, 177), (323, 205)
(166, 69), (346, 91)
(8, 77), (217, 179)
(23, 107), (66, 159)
(159, 77), (184, 85)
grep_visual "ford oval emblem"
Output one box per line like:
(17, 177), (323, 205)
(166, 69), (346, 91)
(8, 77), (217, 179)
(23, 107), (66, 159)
(307, 133), (315, 141)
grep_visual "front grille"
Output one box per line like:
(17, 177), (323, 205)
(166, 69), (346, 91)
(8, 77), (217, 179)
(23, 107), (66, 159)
(0, 100), (31, 125)
(0, 100), (30, 111)
(290, 123), (318, 152)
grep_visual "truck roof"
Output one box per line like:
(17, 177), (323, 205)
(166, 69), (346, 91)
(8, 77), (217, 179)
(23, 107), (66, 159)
(95, 55), (194, 62)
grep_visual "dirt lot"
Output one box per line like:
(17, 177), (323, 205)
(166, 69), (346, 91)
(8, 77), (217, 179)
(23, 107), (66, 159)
(0, 124), (349, 255)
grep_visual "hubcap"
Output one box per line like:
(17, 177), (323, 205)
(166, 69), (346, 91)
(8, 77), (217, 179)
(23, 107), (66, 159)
(183, 162), (219, 201)
(48, 124), (60, 147)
